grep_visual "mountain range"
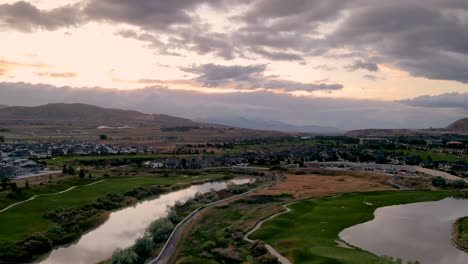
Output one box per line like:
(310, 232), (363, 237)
(197, 116), (343, 134)
(0, 103), (195, 127)
(0, 103), (467, 135)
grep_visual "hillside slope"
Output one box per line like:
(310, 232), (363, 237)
(0, 103), (195, 127)
(447, 118), (468, 131)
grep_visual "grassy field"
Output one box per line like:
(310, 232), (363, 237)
(0, 174), (225, 248)
(251, 191), (457, 264)
(388, 149), (468, 163)
(42, 153), (212, 165)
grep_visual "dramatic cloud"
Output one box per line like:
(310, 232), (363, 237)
(328, 1), (468, 83)
(399, 92), (468, 110)
(346, 60), (379, 72)
(0, 1), (83, 32)
(180, 63), (343, 92)
(263, 80), (343, 92)
(2, 0), (468, 84)
(180, 63), (266, 87)
(0, 82), (464, 130)
(84, 0), (231, 31)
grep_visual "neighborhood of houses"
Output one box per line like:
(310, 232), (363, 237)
(1, 136), (467, 180)
(0, 141), (152, 179)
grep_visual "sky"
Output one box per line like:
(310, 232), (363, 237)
(0, 0), (467, 130)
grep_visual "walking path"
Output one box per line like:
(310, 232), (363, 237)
(0, 180), (105, 213)
(243, 202), (296, 264)
(148, 174), (279, 264)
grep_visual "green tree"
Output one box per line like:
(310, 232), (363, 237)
(9, 182), (18, 192)
(79, 169), (85, 179)
(0, 135), (4, 142)
(1, 177), (10, 190)
(99, 134), (108, 140)
(25, 180), (30, 189)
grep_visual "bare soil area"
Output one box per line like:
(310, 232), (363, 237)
(256, 172), (391, 199)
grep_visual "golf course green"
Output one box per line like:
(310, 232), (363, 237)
(251, 191), (457, 264)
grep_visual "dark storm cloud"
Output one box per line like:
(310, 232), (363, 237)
(0, 82), (463, 130)
(345, 60), (379, 72)
(399, 93), (468, 110)
(0, 1), (83, 32)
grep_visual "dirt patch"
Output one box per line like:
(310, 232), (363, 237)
(392, 176), (432, 189)
(256, 173), (391, 199)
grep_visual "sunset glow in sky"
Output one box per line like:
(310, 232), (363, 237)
(1, 0), (467, 129)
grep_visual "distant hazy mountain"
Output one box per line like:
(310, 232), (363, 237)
(197, 116), (343, 134)
(447, 118), (468, 131)
(0, 103), (196, 127)
(0, 105), (8, 109)
(345, 117), (468, 137)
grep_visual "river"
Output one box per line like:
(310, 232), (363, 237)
(339, 197), (468, 264)
(39, 178), (251, 264)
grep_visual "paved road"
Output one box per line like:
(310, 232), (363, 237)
(148, 174), (278, 264)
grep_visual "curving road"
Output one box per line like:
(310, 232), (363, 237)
(148, 174), (279, 264)
(0, 180), (105, 213)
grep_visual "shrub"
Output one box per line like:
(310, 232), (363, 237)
(132, 237), (154, 260)
(431, 176), (446, 188)
(148, 218), (174, 243)
(111, 249), (139, 264)
(22, 233), (53, 255)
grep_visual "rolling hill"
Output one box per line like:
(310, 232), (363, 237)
(0, 103), (196, 127)
(447, 118), (468, 131)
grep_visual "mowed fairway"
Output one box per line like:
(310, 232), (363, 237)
(0, 174), (225, 247)
(251, 191), (456, 264)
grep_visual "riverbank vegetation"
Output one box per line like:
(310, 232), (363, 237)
(109, 178), (268, 264)
(251, 191), (457, 264)
(0, 173), (227, 262)
(174, 194), (293, 264)
(453, 217), (468, 252)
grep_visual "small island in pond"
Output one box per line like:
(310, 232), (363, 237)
(453, 217), (468, 252)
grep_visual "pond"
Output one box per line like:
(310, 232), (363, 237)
(339, 197), (468, 264)
(39, 178), (252, 264)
